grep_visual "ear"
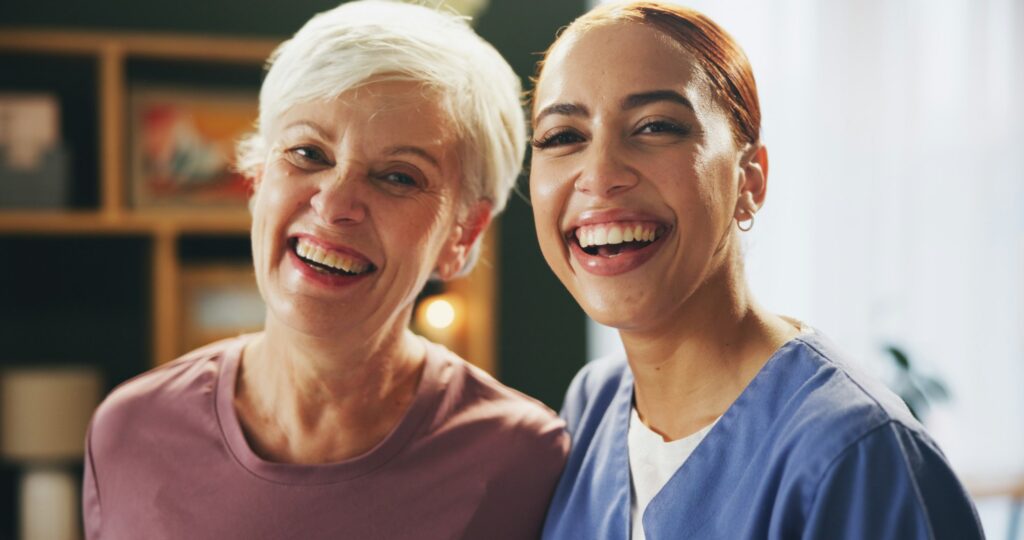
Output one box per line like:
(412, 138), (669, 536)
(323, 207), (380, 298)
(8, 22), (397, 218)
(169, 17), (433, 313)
(734, 143), (768, 220)
(436, 199), (493, 281)
(246, 167), (264, 214)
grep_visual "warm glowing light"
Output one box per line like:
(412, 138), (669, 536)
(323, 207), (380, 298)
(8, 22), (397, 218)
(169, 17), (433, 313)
(424, 298), (456, 329)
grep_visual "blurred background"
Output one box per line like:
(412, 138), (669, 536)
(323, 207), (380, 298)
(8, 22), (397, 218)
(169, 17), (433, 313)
(0, 0), (1020, 538)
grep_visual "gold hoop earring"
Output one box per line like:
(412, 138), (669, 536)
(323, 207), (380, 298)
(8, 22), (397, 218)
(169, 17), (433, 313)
(737, 211), (755, 232)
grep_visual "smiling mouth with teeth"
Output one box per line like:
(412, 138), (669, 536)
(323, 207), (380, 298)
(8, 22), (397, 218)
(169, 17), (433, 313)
(291, 237), (376, 276)
(572, 222), (663, 257)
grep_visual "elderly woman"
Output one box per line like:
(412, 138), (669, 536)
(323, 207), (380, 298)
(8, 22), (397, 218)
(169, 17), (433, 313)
(83, 2), (567, 538)
(529, 2), (983, 539)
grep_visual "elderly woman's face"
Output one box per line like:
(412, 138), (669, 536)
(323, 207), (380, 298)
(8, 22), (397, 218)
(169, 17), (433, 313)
(530, 22), (747, 331)
(250, 81), (466, 336)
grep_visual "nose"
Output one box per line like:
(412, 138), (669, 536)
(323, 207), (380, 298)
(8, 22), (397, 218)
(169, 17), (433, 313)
(573, 139), (639, 197)
(310, 161), (368, 225)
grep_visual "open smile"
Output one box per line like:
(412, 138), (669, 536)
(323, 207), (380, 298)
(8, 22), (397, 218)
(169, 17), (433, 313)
(565, 220), (669, 276)
(287, 235), (377, 284)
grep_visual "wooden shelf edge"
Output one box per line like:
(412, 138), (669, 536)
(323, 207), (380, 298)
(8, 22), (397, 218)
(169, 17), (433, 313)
(0, 211), (251, 235)
(0, 28), (280, 62)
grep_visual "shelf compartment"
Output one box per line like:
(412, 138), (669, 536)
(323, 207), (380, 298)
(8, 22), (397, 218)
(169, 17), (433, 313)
(0, 210), (251, 235)
(0, 52), (100, 209)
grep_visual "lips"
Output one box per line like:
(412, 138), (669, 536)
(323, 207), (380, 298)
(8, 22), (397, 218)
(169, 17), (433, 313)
(292, 236), (374, 275)
(575, 221), (661, 252)
(287, 234), (377, 286)
(564, 213), (669, 276)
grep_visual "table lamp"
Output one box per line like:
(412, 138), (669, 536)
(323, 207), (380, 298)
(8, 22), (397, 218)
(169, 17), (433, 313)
(1, 367), (102, 540)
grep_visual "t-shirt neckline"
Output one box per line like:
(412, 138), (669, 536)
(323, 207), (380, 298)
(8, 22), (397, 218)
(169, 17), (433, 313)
(214, 334), (446, 485)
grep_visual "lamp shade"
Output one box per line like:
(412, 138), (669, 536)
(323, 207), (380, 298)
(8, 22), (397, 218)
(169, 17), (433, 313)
(1, 367), (102, 462)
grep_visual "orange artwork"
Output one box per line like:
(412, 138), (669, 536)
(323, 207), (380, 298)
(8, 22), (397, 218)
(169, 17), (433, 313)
(131, 89), (257, 208)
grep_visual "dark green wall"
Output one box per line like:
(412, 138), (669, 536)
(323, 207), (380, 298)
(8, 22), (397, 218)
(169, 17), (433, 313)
(475, 1), (589, 410)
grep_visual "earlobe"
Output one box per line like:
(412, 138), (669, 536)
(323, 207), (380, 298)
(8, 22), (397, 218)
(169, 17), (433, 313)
(246, 169), (264, 214)
(436, 224), (466, 281)
(436, 200), (493, 281)
(734, 144), (768, 231)
(247, 167), (264, 205)
(250, 163), (265, 191)
(737, 143), (768, 208)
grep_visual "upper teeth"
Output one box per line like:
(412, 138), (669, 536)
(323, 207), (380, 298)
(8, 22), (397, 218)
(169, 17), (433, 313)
(295, 238), (369, 274)
(576, 222), (659, 249)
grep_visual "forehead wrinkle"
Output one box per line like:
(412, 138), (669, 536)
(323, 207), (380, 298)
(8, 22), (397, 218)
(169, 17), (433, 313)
(283, 120), (334, 143)
(385, 145), (442, 170)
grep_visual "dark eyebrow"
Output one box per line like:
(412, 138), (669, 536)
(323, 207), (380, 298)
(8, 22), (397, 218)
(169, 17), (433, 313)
(622, 90), (694, 112)
(385, 145), (441, 170)
(533, 102), (590, 125)
(534, 91), (692, 125)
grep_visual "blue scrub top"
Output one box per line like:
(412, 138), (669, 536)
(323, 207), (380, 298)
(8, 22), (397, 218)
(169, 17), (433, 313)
(542, 332), (984, 539)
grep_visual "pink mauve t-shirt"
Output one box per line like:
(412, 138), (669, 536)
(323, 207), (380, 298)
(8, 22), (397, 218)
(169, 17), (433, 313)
(83, 334), (569, 540)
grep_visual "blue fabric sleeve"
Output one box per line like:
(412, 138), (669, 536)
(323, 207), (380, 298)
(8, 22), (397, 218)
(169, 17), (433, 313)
(802, 422), (984, 540)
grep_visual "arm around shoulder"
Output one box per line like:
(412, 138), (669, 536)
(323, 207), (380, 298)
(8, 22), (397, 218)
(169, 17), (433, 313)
(802, 421), (983, 540)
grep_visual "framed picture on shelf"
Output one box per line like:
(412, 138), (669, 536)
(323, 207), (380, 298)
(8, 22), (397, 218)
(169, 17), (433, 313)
(179, 265), (264, 354)
(130, 88), (257, 209)
(0, 93), (70, 208)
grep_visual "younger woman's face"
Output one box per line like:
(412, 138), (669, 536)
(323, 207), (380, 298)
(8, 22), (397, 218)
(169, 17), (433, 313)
(530, 21), (755, 332)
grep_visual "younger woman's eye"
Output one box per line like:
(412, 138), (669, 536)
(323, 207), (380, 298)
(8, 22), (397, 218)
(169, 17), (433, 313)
(531, 129), (586, 149)
(636, 120), (689, 136)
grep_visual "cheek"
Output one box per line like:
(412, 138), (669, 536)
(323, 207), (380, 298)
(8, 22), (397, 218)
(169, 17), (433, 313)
(249, 170), (310, 263)
(256, 168), (313, 221)
(693, 157), (738, 218)
(382, 198), (454, 264)
(529, 162), (568, 229)
(657, 153), (727, 216)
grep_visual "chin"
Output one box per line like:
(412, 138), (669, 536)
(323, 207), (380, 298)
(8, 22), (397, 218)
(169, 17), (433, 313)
(575, 290), (653, 331)
(265, 297), (347, 338)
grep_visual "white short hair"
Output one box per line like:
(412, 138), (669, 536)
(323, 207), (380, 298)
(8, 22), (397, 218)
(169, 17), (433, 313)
(237, 0), (526, 221)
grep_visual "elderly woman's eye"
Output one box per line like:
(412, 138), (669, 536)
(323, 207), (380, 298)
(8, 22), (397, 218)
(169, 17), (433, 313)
(289, 146), (330, 165)
(531, 130), (585, 149)
(381, 171), (419, 187)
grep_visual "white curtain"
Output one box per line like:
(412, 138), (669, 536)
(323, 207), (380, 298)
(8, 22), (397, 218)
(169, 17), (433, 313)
(587, 0), (1024, 535)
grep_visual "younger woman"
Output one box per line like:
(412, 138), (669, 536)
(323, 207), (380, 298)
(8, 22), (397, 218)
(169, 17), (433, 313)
(529, 3), (983, 538)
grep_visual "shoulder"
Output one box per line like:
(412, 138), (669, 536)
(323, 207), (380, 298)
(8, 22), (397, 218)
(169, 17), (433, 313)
(425, 341), (568, 461)
(763, 333), (978, 522)
(89, 335), (247, 451)
(724, 332), (981, 536)
(559, 353), (630, 433)
(771, 333), (926, 463)
(801, 414), (982, 537)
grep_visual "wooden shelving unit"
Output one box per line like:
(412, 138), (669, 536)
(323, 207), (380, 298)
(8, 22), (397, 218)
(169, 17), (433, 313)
(0, 29), (278, 366)
(0, 29), (498, 375)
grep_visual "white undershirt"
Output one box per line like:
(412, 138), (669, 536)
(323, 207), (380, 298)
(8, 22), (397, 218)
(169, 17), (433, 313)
(628, 407), (717, 540)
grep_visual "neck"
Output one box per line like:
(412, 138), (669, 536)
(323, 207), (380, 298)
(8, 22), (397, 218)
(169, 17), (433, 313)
(235, 308), (426, 464)
(621, 259), (798, 441)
